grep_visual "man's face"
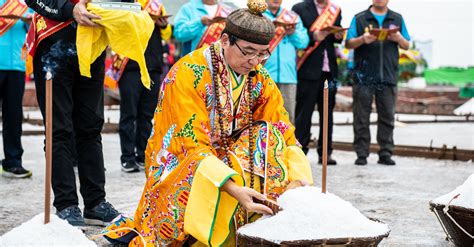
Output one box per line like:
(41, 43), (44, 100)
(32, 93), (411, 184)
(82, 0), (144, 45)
(266, 0), (282, 9)
(372, 0), (389, 8)
(202, 0), (217, 5)
(221, 34), (270, 75)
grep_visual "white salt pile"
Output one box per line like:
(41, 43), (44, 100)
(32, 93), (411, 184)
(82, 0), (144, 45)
(432, 173), (474, 209)
(0, 213), (96, 246)
(238, 186), (390, 244)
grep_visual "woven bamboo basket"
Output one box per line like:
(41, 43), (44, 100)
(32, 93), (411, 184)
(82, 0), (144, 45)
(429, 201), (474, 247)
(237, 221), (390, 247)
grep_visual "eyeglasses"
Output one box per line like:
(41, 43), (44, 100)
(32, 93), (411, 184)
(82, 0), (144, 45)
(234, 42), (271, 60)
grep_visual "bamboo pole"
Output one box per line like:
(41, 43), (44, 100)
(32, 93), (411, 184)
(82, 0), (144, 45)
(44, 71), (53, 224)
(322, 80), (328, 194)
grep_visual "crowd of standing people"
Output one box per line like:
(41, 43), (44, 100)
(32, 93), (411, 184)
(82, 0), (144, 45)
(0, 0), (410, 242)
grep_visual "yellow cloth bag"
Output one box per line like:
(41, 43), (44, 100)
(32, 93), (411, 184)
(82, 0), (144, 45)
(77, 4), (154, 88)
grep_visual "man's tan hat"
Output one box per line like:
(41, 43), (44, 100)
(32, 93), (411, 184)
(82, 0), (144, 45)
(224, 0), (276, 45)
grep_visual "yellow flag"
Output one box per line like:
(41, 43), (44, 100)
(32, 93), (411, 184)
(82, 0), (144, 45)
(77, 4), (154, 88)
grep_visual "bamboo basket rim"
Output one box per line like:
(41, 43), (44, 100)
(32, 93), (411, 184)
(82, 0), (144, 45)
(429, 200), (474, 212)
(237, 218), (391, 246)
(429, 200), (473, 247)
(238, 232), (390, 246)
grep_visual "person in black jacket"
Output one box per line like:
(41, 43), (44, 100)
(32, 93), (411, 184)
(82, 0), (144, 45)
(292, 0), (343, 165)
(345, 0), (410, 166)
(118, 17), (171, 173)
(25, 0), (119, 226)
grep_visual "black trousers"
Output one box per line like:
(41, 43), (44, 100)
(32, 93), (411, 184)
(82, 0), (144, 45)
(295, 72), (337, 156)
(352, 84), (397, 158)
(33, 25), (106, 211)
(118, 70), (160, 164)
(0, 70), (25, 169)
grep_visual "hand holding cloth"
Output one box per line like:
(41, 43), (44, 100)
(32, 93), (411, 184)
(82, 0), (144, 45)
(77, 4), (154, 88)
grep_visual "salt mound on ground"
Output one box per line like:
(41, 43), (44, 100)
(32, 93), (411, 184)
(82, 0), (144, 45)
(238, 186), (390, 244)
(0, 213), (96, 246)
(432, 173), (474, 209)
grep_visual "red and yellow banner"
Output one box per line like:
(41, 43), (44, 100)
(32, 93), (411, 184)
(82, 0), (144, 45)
(0, 0), (28, 35)
(144, 0), (164, 17)
(268, 9), (298, 53)
(24, 14), (73, 75)
(25, 14), (72, 58)
(25, 0), (80, 58)
(24, 0), (79, 75)
(297, 2), (340, 70)
(104, 54), (128, 90)
(196, 5), (231, 49)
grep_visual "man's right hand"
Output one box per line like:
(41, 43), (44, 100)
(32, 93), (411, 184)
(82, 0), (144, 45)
(73, 0), (101, 27)
(313, 30), (330, 42)
(285, 24), (296, 35)
(236, 187), (274, 215)
(201, 16), (212, 26)
(362, 32), (377, 44)
(222, 180), (273, 215)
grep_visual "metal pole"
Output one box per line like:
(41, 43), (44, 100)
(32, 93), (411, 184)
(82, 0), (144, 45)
(322, 80), (328, 194)
(44, 71), (53, 224)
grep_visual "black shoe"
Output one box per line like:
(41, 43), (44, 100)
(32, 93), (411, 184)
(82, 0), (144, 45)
(57, 205), (85, 227)
(136, 161), (145, 170)
(84, 201), (120, 226)
(2, 166), (32, 178)
(355, 157), (367, 165)
(378, 156), (396, 165)
(318, 156), (337, 165)
(121, 161), (139, 173)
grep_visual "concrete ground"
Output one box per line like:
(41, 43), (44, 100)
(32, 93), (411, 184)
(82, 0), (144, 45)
(0, 133), (472, 246)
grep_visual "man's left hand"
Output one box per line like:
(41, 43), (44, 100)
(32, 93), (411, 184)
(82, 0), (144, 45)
(286, 180), (310, 190)
(388, 31), (403, 43)
(155, 17), (168, 28)
(334, 31), (345, 40)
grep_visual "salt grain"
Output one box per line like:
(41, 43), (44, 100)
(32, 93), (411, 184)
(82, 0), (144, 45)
(432, 173), (474, 209)
(238, 186), (390, 244)
(0, 213), (96, 246)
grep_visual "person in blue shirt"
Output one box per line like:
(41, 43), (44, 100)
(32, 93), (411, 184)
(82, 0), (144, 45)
(0, 1), (33, 178)
(263, 0), (309, 123)
(173, 0), (220, 56)
(345, 0), (410, 166)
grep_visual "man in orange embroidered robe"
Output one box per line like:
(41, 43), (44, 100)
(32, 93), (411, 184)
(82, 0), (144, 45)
(104, 1), (313, 246)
